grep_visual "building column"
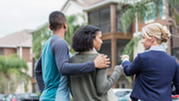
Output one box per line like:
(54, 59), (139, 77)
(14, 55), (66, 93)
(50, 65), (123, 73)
(110, 4), (117, 69)
(19, 47), (22, 59)
(110, 4), (116, 33)
(168, 37), (171, 55)
(111, 38), (117, 69)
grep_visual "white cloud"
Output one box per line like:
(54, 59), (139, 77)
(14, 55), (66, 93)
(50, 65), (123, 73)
(0, 0), (66, 38)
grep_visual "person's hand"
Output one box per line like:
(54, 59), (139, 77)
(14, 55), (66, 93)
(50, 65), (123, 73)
(119, 65), (123, 69)
(120, 55), (129, 62)
(94, 54), (110, 68)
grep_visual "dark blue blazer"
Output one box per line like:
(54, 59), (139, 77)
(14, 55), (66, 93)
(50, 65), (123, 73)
(122, 50), (179, 101)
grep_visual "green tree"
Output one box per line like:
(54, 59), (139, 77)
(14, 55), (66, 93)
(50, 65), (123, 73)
(167, 0), (179, 32)
(32, 14), (86, 60)
(119, 0), (164, 33)
(122, 35), (142, 62)
(119, 0), (179, 84)
(119, 0), (179, 56)
(66, 14), (87, 54)
(32, 23), (52, 60)
(0, 55), (30, 94)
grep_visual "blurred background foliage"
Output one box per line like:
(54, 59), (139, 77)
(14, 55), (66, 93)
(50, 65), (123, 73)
(0, 54), (30, 94)
(119, 0), (179, 60)
(32, 14), (86, 61)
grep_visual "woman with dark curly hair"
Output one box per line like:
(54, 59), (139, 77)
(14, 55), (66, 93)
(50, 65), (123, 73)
(69, 25), (123, 101)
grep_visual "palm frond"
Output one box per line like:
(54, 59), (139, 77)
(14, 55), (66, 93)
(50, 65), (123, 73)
(122, 35), (142, 62)
(173, 8), (179, 26)
(119, 0), (162, 33)
(168, 0), (179, 7)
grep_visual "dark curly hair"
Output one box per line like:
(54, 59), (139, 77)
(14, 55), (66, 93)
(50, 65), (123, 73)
(72, 25), (100, 52)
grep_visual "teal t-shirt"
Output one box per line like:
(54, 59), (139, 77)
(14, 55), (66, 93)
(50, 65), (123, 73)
(40, 36), (69, 101)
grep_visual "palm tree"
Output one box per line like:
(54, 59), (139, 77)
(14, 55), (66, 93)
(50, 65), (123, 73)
(119, 0), (179, 57)
(167, 0), (179, 33)
(0, 55), (30, 94)
(119, 0), (179, 84)
(32, 14), (86, 60)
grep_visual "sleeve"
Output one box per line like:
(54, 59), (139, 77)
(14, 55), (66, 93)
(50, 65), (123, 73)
(34, 56), (45, 93)
(96, 65), (123, 95)
(122, 54), (141, 76)
(173, 61), (179, 94)
(52, 39), (95, 75)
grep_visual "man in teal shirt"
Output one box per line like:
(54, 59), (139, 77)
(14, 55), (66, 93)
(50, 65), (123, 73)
(34, 11), (110, 101)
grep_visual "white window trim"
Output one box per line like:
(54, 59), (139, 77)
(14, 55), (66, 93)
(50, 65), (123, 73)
(144, 19), (155, 24)
(144, 2), (156, 24)
(161, 0), (166, 19)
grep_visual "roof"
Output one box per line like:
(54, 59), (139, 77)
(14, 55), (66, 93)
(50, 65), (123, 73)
(72, 0), (106, 7)
(61, 0), (137, 12)
(0, 30), (32, 48)
(61, 0), (108, 11)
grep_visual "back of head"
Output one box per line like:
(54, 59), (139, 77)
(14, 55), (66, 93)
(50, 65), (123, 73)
(49, 11), (66, 31)
(142, 23), (171, 44)
(72, 25), (100, 52)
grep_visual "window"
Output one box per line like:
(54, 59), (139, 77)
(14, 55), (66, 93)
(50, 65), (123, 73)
(143, 2), (157, 23)
(99, 40), (111, 68)
(118, 81), (127, 88)
(116, 10), (123, 32)
(88, 7), (110, 34)
(0, 48), (3, 55)
(171, 26), (179, 60)
(117, 40), (130, 65)
(121, 83), (126, 88)
(116, 8), (132, 32)
(159, 0), (166, 19)
(172, 47), (179, 60)
(100, 8), (111, 33)
(89, 11), (99, 26)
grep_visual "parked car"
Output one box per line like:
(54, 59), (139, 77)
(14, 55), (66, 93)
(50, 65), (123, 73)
(112, 88), (132, 101)
(117, 93), (131, 101)
(7, 93), (39, 101)
(172, 95), (179, 101)
(0, 94), (7, 101)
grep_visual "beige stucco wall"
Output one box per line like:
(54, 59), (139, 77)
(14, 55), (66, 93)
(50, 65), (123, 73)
(62, 2), (87, 25)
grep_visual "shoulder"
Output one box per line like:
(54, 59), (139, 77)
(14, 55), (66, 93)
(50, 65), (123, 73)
(70, 53), (98, 63)
(71, 53), (98, 59)
(134, 51), (152, 61)
(140, 51), (175, 61)
(51, 35), (68, 48)
(171, 56), (178, 65)
(138, 51), (161, 58)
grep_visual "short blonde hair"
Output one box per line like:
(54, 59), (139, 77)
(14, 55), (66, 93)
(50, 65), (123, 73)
(142, 23), (171, 44)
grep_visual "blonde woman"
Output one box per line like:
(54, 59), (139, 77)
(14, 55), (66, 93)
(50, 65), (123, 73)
(121, 23), (179, 101)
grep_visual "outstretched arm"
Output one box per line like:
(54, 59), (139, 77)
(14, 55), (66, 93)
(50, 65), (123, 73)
(96, 65), (123, 95)
(121, 54), (141, 76)
(51, 38), (110, 75)
(34, 56), (45, 93)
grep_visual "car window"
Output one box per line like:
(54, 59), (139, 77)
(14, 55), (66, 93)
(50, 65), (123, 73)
(115, 91), (131, 97)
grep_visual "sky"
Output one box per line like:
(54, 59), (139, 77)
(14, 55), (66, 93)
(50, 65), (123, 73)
(0, 0), (66, 38)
